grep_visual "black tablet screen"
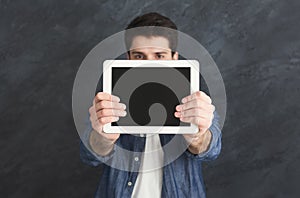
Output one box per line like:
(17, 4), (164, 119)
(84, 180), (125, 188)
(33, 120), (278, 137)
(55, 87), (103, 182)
(111, 67), (190, 126)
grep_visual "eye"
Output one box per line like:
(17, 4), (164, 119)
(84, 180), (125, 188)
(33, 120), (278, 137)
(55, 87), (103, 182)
(134, 54), (143, 59)
(156, 54), (165, 59)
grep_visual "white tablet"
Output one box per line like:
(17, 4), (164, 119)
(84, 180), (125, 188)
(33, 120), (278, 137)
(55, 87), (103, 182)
(103, 60), (199, 134)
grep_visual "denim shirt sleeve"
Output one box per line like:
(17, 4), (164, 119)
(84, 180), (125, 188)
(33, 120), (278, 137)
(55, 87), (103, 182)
(184, 110), (222, 161)
(79, 117), (116, 167)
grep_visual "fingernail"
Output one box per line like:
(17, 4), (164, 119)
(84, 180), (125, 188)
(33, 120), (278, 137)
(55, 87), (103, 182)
(182, 98), (186, 103)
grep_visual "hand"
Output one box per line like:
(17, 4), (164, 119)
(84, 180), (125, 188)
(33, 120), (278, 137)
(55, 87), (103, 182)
(174, 91), (215, 145)
(89, 92), (127, 142)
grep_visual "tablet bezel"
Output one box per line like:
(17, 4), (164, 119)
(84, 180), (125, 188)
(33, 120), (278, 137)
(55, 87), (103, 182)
(102, 60), (199, 134)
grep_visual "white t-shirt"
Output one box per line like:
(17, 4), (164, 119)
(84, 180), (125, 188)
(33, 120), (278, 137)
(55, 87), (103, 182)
(131, 134), (164, 198)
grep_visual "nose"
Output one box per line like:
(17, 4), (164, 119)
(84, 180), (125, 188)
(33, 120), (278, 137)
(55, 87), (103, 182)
(145, 55), (156, 60)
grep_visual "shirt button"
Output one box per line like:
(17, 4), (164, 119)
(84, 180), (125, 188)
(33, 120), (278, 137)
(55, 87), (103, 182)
(127, 181), (132, 186)
(134, 157), (139, 162)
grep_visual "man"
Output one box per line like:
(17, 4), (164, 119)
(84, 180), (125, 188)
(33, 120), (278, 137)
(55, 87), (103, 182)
(80, 12), (222, 198)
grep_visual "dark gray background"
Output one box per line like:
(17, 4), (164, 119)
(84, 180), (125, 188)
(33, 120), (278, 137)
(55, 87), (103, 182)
(1, 0), (299, 197)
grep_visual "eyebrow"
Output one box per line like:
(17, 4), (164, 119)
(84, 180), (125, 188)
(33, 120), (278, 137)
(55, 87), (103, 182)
(154, 52), (168, 54)
(131, 51), (145, 54)
(131, 51), (168, 54)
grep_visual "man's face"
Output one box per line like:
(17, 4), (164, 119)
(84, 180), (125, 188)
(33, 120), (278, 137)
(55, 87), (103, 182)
(128, 36), (178, 60)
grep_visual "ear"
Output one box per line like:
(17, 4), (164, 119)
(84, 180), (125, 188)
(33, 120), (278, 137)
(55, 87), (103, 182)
(172, 52), (179, 60)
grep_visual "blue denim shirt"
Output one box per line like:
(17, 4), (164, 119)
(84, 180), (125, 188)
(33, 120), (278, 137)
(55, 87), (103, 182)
(80, 112), (222, 198)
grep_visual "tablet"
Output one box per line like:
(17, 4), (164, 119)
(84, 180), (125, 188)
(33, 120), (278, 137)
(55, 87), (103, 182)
(103, 60), (199, 134)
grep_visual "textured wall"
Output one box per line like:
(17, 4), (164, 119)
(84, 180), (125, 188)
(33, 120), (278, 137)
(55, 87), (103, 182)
(1, 0), (300, 197)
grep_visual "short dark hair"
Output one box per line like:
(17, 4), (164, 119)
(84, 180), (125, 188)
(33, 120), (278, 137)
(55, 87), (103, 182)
(125, 12), (178, 55)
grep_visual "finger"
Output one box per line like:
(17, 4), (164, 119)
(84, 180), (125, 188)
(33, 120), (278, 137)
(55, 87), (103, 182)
(90, 108), (102, 130)
(176, 99), (206, 111)
(174, 108), (208, 118)
(97, 109), (127, 118)
(95, 101), (126, 111)
(95, 92), (120, 103)
(181, 91), (211, 104)
(91, 117), (102, 131)
(98, 116), (120, 125)
(89, 106), (97, 120)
